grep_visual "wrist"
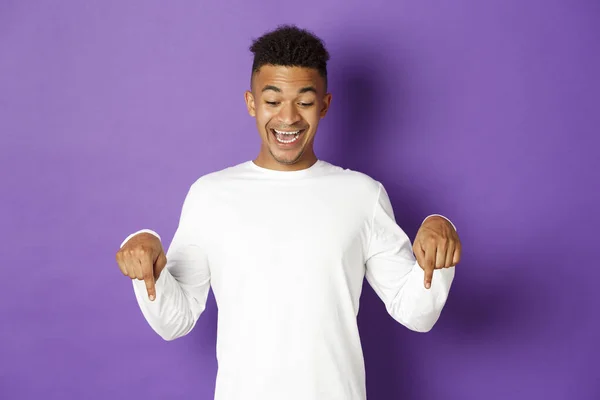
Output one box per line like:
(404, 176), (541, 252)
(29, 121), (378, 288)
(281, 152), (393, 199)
(422, 214), (457, 231)
(120, 229), (161, 248)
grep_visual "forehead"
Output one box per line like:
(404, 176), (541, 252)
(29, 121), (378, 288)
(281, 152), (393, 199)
(252, 65), (324, 93)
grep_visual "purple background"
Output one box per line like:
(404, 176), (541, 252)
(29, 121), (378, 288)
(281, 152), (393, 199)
(1, 1), (598, 399)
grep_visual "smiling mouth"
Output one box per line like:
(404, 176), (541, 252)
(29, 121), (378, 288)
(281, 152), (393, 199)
(271, 128), (306, 144)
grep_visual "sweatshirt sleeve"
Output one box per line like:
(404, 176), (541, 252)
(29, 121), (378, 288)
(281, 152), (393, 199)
(364, 183), (455, 332)
(123, 184), (211, 341)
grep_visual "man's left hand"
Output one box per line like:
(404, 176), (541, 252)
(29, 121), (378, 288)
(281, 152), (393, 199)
(413, 216), (461, 289)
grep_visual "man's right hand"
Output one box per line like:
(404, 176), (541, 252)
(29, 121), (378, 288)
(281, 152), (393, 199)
(116, 232), (167, 301)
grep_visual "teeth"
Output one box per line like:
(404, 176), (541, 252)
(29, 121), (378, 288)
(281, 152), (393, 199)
(274, 129), (300, 135)
(276, 134), (300, 144)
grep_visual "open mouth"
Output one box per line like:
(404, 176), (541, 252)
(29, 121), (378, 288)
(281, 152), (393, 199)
(271, 128), (306, 144)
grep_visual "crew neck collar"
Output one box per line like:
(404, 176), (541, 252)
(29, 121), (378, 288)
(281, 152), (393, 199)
(247, 159), (325, 178)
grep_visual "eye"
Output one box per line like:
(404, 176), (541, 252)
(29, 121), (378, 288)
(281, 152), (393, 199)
(298, 102), (314, 107)
(265, 101), (279, 106)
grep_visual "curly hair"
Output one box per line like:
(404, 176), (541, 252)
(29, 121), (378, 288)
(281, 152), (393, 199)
(249, 25), (330, 87)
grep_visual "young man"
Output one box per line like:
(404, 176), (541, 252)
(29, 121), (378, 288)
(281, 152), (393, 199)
(116, 25), (461, 400)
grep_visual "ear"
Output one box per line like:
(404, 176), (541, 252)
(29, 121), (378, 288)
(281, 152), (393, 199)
(320, 93), (332, 118)
(244, 90), (256, 117)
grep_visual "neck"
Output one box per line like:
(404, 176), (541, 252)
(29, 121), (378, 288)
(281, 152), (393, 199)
(253, 150), (318, 172)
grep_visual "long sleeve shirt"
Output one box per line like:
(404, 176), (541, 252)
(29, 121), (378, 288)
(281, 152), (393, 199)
(121, 159), (456, 400)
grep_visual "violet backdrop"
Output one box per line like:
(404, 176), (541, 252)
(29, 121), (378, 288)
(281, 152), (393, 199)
(1, 1), (598, 399)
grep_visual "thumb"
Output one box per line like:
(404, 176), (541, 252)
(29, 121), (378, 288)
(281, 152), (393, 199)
(154, 251), (167, 281)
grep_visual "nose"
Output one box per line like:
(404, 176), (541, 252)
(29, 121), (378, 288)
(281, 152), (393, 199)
(276, 102), (301, 126)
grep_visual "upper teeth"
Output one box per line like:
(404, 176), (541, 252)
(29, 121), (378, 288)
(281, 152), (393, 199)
(274, 130), (300, 135)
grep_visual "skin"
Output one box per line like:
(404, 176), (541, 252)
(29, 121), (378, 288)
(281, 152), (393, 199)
(116, 64), (461, 300)
(244, 65), (332, 171)
(415, 216), (461, 288)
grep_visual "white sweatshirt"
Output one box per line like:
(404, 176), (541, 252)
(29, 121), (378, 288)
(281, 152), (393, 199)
(122, 159), (455, 400)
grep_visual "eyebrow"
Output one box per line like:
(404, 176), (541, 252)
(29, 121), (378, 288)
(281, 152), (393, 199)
(261, 85), (317, 94)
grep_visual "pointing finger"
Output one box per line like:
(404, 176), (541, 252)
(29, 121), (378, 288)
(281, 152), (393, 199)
(139, 257), (156, 301)
(423, 241), (436, 289)
(144, 273), (156, 301)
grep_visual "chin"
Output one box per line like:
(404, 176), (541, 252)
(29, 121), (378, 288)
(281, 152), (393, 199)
(271, 150), (305, 165)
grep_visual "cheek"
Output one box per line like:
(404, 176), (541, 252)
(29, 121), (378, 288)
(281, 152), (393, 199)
(254, 109), (269, 130)
(302, 109), (321, 128)
(256, 106), (274, 124)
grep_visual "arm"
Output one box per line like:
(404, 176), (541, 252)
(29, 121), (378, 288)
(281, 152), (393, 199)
(121, 185), (211, 341)
(364, 183), (455, 332)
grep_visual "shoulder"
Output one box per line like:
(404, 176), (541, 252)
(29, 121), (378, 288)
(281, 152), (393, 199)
(187, 161), (251, 192)
(321, 161), (382, 195)
(317, 161), (383, 211)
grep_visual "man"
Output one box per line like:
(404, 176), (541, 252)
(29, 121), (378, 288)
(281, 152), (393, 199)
(116, 25), (460, 400)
